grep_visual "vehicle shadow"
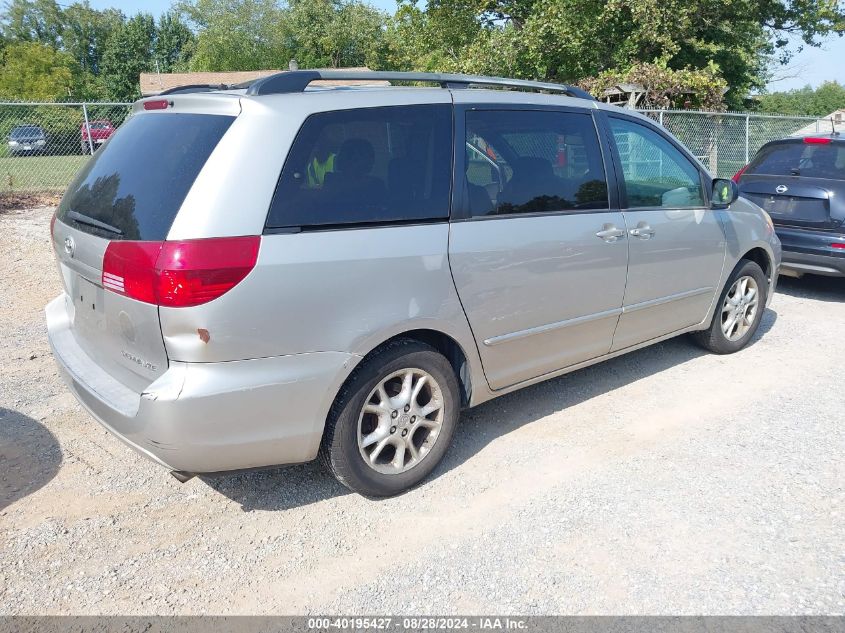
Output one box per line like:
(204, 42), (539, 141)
(207, 308), (778, 512)
(201, 460), (350, 512)
(430, 306), (777, 483)
(776, 273), (845, 302)
(0, 407), (62, 512)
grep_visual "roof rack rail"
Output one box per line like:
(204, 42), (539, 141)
(244, 70), (595, 100)
(158, 83), (236, 95)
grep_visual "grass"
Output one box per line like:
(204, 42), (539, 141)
(0, 154), (89, 193)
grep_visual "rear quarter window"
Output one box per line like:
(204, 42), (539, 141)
(57, 112), (234, 240)
(266, 104), (453, 230)
(748, 142), (845, 180)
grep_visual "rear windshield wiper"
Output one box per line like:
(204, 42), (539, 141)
(67, 210), (123, 236)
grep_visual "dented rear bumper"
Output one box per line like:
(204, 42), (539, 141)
(46, 295), (356, 474)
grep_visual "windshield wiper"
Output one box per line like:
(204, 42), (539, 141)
(67, 210), (123, 236)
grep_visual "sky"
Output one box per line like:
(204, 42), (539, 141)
(88, 0), (844, 92)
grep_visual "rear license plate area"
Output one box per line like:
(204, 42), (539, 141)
(762, 196), (829, 224)
(73, 275), (105, 332)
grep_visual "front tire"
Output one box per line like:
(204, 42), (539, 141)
(320, 339), (460, 497)
(693, 259), (768, 354)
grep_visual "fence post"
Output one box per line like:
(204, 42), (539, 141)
(659, 111), (664, 127)
(744, 114), (750, 164)
(82, 102), (94, 156)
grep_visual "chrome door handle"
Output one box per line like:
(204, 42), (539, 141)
(629, 224), (655, 239)
(596, 225), (626, 242)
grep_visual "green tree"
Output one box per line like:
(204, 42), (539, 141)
(155, 11), (196, 72)
(385, 0), (480, 71)
(0, 0), (64, 48)
(757, 81), (845, 116)
(1, 0), (127, 99)
(179, 0), (288, 71)
(62, 2), (124, 75)
(811, 80), (845, 115)
(283, 0), (388, 69)
(100, 13), (156, 100)
(389, 0), (845, 109)
(0, 40), (76, 100)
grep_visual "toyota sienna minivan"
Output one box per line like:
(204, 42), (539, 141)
(46, 71), (781, 496)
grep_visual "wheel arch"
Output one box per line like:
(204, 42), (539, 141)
(351, 329), (474, 408)
(741, 246), (773, 280)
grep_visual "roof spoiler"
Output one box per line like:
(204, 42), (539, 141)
(158, 83), (237, 95)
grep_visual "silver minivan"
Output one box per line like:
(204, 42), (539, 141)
(46, 71), (782, 496)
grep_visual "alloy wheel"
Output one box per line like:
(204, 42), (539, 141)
(357, 368), (445, 475)
(721, 275), (759, 342)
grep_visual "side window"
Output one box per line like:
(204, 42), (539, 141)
(464, 110), (608, 217)
(267, 105), (452, 229)
(609, 117), (705, 208)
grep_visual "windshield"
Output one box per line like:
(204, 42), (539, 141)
(57, 112), (234, 240)
(10, 126), (43, 139)
(748, 141), (845, 180)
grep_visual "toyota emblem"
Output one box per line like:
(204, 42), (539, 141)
(775, 184), (789, 194)
(64, 236), (75, 257)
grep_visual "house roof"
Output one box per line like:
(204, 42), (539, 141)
(139, 67), (383, 96)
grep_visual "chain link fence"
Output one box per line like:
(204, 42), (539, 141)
(0, 101), (837, 198)
(0, 102), (131, 196)
(639, 109), (837, 179)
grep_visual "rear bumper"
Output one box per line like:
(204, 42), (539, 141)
(775, 226), (845, 277)
(46, 295), (356, 474)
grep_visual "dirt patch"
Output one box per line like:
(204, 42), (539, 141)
(0, 192), (62, 212)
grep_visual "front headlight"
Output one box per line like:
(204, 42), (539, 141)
(36, 139), (45, 145)
(8, 140), (18, 146)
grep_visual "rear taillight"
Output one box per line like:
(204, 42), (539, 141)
(102, 241), (162, 303)
(804, 137), (832, 144)
(831, 243), (845, 250)
(102, 236), (260, 307)
(732, 164), (749, 183)
(50, 211), (57, 238)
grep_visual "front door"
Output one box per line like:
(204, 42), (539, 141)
(449, 106), (629, 390)
(604, 115), (727, 351)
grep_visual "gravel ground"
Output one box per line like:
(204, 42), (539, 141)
(0, 206), (843, 615)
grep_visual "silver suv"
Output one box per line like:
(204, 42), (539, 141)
(46, 71), (782, 497)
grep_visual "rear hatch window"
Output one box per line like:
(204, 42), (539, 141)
(747, 141), (845, 180)
(57, 112), (234, 240)
(740, 140), (845, 228)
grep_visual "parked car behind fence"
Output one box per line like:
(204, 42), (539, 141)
(80, 119), (115, 154)
(0, 102), (131, 193)
(8, 124), (47, 156)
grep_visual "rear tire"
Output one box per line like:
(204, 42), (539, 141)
(320, 339), (460, 497)
(692, 259), (768, 354)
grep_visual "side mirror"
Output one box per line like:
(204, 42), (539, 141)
(711, 178), (739, 209)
